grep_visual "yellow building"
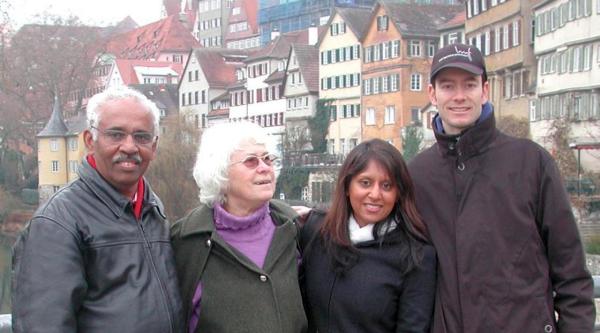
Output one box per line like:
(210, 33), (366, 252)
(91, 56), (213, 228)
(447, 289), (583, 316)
(37, 97), (86, 202)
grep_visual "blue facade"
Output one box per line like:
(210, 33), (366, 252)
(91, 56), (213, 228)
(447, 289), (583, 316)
(258, 0), (375, 45)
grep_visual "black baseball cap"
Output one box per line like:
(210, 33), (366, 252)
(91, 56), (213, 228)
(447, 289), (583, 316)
(430, 43), (487, 83)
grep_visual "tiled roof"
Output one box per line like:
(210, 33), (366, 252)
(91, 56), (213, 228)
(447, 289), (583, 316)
(292, 44), (319, 93)
(106, 14), (200, 60)
(130, 84), (179, 116)
(114, 59), (183, 85)
(65, 113), (87, 135)
(264, 70), (285, 83)
(194, 48), (248, 89)
(245, 29), (309, 62)
(337, 7), (373, 40)
(384, 3), (463, 38)
(211, 91), (230, 102)
(227, 80), (247, 90)
(225, 0), (259, 42)
(438, 11), (466, 30)
(38, 97), (68, 137)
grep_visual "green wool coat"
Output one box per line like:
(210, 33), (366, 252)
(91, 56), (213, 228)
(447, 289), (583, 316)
(171, 199), (308, 333)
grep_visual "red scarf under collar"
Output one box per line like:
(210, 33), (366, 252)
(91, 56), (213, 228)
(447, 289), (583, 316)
(87, 155), (144, 220)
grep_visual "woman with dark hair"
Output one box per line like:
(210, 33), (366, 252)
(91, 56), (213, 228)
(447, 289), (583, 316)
(300, 139), (436, 333)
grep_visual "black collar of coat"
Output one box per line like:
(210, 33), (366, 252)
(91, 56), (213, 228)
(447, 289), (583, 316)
(77, 158), (164, 219)
(433, 110), (498, 159)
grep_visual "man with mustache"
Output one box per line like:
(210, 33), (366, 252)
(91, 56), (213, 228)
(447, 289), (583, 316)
(12, 86), (184, 333)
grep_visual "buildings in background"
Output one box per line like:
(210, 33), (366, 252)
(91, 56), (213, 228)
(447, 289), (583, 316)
(33, 0), (600, 201)
(531, 0), (600, 172)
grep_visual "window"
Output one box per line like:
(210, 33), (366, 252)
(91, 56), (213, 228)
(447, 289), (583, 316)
(503, 25), (509, 49)
(68, 138), (78, 151)
(410, 73), (422, 91)
(364, 79), (371, 95)
(583, 44), (592, 71)
(392, 40), (400, 57)
(373, 77), (380, 94)
(428, 41), (436, 57)
(69, 160), (78, 173)
(173, 55), (183, 63)
(50, 139), (59, 152)
(409, 40), (421, 57)
(232, 7), (240, 15)
(411, 107), (420, 123)
(513, 20), (520, 46)
(448, 32), (458, 45)
(384, 106), (395, 124)
(390, 74), (399, 91)
(494, 27), (501, 52)
(330, 105), (337, 121)
(504, 74), (513, 99)
(51, 160), (59, 173)
(377, 15), (389, 31)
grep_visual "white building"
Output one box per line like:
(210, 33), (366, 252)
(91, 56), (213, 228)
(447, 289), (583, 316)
(532, 0), (600, 171)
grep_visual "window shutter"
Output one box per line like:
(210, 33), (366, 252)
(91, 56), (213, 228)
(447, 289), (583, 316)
(508, 23), (513, 46)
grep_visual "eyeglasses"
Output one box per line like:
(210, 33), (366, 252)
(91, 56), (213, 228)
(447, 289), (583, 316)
(91, 126), (156, 146)
(231, 153), (278, 169)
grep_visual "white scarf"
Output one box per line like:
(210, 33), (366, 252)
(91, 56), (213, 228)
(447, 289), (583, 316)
(348, 214), (374, 244)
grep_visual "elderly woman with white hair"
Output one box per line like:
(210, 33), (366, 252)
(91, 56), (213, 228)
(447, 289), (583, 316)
(171, 121), (308, 333)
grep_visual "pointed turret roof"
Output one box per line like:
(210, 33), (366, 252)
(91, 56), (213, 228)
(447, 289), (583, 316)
(38, 96), (68, 137)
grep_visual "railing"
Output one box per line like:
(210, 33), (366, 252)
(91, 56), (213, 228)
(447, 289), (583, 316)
(1, 276), (600, 331)
(283, 152), (345, 168)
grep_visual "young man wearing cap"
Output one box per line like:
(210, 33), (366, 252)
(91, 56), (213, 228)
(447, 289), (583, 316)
(408, 43), (594, 332)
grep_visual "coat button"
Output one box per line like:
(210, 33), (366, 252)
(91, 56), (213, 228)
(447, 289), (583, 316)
(205, 239), (212, 247)
(544, 324), (553, 333)
(259, 275), (268, 282)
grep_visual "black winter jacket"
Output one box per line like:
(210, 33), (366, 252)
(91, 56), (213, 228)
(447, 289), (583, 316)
(12, 159), (184, 333)
(408, 109), (594, 333)
(300, 210), (436, 333)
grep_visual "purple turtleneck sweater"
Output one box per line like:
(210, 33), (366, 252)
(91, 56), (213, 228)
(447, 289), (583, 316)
(188, 202), (276, 333)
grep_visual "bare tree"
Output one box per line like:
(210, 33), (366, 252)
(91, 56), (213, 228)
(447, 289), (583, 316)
(497, 115), (530, 139)
(145, 116), (200, 221)
(284, 125), (312, 153)
(0, 14), (107, 189)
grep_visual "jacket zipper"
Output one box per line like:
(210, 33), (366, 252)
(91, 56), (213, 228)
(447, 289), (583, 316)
(136, 212), (176, 333)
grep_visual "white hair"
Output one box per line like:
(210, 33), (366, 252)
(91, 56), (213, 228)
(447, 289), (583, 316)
(86, 85), (161, 140)
(193, 121), (277, 207)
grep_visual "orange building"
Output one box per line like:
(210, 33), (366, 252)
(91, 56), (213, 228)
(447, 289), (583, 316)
(361, 2), (462, 150)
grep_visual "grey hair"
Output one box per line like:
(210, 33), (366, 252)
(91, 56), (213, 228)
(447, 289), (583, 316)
(86, 85), (161, 140)
(193, 121), (277, 207)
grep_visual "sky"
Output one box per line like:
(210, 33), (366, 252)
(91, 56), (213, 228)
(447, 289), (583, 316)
(5, 0), (166, 29)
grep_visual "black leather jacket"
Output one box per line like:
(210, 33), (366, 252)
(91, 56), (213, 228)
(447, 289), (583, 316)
(12, 159), (184, 333)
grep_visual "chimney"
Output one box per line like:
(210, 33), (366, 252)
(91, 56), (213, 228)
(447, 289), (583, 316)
(271, 28), (280, 41)
(308, 23), (318, 46)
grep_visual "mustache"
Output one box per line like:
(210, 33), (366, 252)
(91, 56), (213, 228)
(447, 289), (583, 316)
(112, 154), (142, 164)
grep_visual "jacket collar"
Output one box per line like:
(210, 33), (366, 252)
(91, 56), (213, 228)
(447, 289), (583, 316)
(77, 158), (164, 218)
(432, 102), (498, 158)
(179, 199), (299, 238)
